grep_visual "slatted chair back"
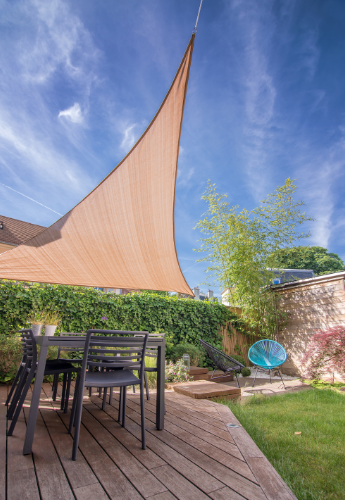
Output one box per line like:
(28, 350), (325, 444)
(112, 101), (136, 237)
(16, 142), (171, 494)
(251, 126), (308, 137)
(135, 332), (165, 367)
(248, 340), (287, 369)
(20, 329), (37, 372)
(82, 329), (149, 380)
(199, 339), (245, 372)
(6, 330), (35, 408)
(56, 332), (86, 361)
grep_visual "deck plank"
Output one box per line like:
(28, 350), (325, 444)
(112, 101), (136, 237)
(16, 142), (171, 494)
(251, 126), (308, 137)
(122, 394), (235, 443)
(129, 396), (244, 463)
(39, 384), (107, 492)
(115, 399), (267, 500)
(23, 407), (75, 500)
(4, 381), (296, 500)
(116, 396), (252, 480)
(73, 482), (111, 500)
(151, 464), (210, 500)
(90, 398), (224, 495)
(83, 402), (165, 470)
(65, 407), (167, 499)
(153, 395), (227, 429)
(7, 409), (40, 500)
(208, 486), (247, 500)
(58, 410), (144, 500)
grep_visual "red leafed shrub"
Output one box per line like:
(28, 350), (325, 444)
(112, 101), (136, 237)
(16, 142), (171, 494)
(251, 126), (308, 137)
(302, 325), (345, 379)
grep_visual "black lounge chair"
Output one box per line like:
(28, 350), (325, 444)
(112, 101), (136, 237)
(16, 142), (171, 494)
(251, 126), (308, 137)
(199, 339), (244, 388)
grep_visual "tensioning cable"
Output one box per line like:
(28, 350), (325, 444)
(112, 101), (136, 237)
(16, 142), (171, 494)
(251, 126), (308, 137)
(193, 0), (204, 33)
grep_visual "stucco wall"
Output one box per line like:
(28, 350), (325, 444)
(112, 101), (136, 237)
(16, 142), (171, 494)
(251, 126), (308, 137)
(276, 274), (345, 377)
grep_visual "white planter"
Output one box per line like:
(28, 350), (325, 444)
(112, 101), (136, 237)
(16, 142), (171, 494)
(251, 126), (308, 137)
(31, 324), (43, 336)
(44, 325), (57, 337)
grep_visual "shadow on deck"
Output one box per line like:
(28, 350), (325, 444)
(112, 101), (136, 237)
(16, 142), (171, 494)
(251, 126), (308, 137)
(0, 383), (296, 500)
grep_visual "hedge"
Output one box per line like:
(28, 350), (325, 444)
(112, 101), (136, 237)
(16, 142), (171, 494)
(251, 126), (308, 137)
(0, 281), (238, 351)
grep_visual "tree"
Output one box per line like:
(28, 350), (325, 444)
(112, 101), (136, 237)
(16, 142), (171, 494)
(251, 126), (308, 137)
(302, 326), (345, 379)
(271, 246), (344, 276)
(195, 178), (313, 337)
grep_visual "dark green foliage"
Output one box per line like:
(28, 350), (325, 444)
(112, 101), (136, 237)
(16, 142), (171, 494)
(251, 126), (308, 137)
(0, 281), (234, 350)
(241, 367), (251, 377)
(169, 342), (205, 366)
(230, 353), (246, 366)
(0, 333), (59, 382)
(0, 334), (22, 382)
(271, 246), (344, 276)
(229, 353), (250, 375)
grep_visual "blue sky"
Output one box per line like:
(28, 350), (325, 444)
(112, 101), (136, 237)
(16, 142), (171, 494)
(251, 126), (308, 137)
(1, 0), (345, 297)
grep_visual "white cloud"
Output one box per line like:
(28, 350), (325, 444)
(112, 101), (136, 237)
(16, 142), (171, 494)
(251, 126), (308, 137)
(119, 122), (147, 152)
(177, 166), (195, 187)
(0, 0), (101, 217)
(58, 103), (83, 124)
(16, 0), (100, 88)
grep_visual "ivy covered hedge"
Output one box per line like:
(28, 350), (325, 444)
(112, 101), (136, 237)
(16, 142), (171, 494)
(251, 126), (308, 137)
(0, 280), (237, 351)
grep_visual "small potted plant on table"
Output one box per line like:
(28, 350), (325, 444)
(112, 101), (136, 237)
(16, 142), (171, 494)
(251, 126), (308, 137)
(28, 309), (61, 336)
(43, 311), (61, 336)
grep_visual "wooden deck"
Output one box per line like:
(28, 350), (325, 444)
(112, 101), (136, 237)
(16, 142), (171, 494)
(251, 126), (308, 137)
(0, 383), (297, 500)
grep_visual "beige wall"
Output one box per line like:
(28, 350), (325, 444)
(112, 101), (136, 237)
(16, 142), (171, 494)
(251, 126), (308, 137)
(0, 242), (16, 254)
(276, 276), (345, 377)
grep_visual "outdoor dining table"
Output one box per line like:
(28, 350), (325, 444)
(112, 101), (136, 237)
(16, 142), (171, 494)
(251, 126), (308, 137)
(23, 333), (166, 455)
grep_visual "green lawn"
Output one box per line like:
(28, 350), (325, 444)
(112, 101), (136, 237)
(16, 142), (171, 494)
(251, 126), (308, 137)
(220, 385), (345, 500)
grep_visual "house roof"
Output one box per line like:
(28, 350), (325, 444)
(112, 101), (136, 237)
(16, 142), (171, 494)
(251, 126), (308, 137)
(272, 268), (314, 283)
(0, 215), (46, 246)
(272, 271), (345, 290)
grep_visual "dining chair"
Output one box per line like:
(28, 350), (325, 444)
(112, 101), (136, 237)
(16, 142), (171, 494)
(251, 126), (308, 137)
(50, 332), (85, 401)
(6, 333), (27, 408)
(70, 329), (148, 461)
(7, 329), (80, 437)
(131, 333), (165, 400)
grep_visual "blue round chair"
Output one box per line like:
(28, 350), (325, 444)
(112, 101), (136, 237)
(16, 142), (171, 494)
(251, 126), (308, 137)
(248, 340), (287, 388)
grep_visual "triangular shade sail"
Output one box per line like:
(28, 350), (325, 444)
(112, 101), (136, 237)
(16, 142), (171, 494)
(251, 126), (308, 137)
(0, 36), (195, 296)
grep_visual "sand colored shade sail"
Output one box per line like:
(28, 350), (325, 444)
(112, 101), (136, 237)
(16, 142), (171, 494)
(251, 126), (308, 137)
(0, 36), (195, 296)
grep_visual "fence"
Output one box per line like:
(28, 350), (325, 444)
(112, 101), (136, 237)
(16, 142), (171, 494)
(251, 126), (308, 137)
(219, 308), (260, 365)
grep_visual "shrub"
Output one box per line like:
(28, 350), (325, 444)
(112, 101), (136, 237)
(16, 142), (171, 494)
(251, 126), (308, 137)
(302, 325), (345, 379)
(0, 333), (59, 383)
(169, 342), (205, 366)
(0, 281), (234, 348)
(230, 353), (251, 376)
(241, 367), (251, 377)
(0, 334), (22, 383)
(230, 354), (246, 367)
(165, 360), (193, 383)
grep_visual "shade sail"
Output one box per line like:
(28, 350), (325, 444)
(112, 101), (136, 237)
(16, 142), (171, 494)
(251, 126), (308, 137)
(0, 36), (195, 295)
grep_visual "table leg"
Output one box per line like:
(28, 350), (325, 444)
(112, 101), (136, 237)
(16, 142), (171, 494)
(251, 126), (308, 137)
(23, 338), (49, 455)
(156, 342), (165, 430)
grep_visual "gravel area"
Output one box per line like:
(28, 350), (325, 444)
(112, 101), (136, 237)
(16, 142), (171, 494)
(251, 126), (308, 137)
(239, 371), (299, 380)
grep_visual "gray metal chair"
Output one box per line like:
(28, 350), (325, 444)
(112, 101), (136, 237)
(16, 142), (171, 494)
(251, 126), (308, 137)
(70, 329), (148, 461)
(7, 329), (80, 437)
(50, 332), (85, 401)
(132, 333), (165, 400)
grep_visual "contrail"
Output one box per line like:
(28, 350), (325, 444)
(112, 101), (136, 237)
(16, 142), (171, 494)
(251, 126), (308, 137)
(0, 183), (62, 216)
(182, 261), (202, 273)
